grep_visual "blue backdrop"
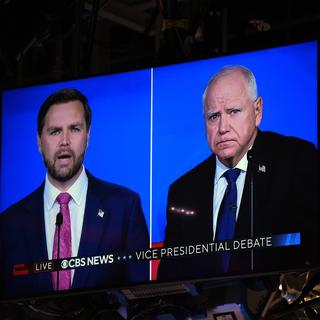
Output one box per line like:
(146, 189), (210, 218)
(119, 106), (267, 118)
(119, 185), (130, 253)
(0, 70), (152, 231)
(152, 41), (318, 242)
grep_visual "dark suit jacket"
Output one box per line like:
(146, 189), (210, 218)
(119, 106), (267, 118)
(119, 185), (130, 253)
(0, 171), (149, 300)
(158, 131), (319, 281)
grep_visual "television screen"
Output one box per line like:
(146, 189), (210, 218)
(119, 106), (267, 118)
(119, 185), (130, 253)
(0, 40), (318, 301)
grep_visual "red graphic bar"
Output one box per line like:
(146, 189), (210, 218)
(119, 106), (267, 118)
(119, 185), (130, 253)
(13, 264), (30, 276)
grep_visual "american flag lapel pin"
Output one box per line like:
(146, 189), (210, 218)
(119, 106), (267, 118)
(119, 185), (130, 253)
(258, 164), (266, 173)
(97, 209), (105, 218)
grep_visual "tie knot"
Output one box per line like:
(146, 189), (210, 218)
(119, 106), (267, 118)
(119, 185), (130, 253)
(56, 192), (72, 205)
(224, 168), (241, 184)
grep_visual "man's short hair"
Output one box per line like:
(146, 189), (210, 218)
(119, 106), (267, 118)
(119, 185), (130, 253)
(202, 65), (258, 109)
(37, 88), (92, 136)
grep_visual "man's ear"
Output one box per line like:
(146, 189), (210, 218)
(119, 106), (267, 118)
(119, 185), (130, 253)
(255, 96), (263, 127)
(86, 129), (90, 148)
(37, 134), (42, 154)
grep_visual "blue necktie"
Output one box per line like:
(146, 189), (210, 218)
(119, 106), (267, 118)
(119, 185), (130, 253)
(215, 168), (241, 272)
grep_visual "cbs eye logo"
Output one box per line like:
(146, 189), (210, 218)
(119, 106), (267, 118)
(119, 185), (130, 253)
(61, 259), (69, 269)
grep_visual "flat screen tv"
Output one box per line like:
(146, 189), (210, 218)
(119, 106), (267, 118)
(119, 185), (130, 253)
(0, 40), (318, 302)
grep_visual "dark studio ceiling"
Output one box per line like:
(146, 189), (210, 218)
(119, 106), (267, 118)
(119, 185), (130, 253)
(0, 0), (319, 89)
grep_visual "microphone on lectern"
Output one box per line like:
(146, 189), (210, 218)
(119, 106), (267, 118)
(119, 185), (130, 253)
(247, 150), (254, 270)
(55, 212), (63, 291)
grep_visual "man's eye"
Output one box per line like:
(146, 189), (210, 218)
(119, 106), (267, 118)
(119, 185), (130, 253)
(207, 113), (219, 121)
(71, 127), (80, 132)
(230, 109), (240, 115)
(50, 129), (60, 135)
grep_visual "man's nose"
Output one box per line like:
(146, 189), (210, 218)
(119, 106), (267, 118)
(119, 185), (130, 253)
(218, 114), (230, 134)
(60, 130), (70, 146)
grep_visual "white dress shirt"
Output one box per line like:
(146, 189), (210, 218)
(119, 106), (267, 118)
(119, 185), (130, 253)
(212, 153), (249, 241)
(43, 166), (88, 266)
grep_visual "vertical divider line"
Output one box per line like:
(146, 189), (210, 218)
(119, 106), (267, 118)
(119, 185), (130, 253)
(149, 68), (154, 281)
(250, 170), (254, 271)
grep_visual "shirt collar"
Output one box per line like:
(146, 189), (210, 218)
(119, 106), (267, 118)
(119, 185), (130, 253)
(44, 166), (88, 210)
(214, 151), (249, 185)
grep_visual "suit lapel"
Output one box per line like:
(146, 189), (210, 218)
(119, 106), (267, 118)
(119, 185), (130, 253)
(199, 156), (216, 241)
(250, 131), (270, 235)
(235, 131), (269, 238)
(231, 132), (269, 271)
(73, 178), (111, 289)
(184, 155), (216, 242)
(24, 184), (53, 292)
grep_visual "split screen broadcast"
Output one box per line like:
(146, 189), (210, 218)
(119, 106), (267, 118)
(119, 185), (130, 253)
(0, 41), (318, 300)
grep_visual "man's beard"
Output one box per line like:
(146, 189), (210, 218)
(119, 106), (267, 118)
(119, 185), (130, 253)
(43, 150), (85, 183)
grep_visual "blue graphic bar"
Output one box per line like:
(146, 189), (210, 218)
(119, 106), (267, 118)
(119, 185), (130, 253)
(272, 233), (300, 247)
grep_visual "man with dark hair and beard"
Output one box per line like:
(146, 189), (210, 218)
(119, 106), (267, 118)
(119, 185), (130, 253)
(0, 88), (149, 299)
